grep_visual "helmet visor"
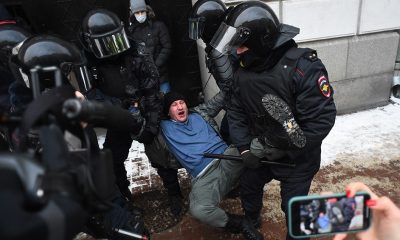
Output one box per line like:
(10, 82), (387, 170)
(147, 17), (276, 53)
(88, 26), (130, 58)
(68, 65), (92, 93)
(188, 17), (205, 40)
(210, 22), (249, 54)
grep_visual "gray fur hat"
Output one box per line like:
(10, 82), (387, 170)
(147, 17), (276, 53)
(130, 0), (147, 13)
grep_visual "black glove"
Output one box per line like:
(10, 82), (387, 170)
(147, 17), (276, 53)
(241, 151), (261, 169)
(137, 130), (155, 144)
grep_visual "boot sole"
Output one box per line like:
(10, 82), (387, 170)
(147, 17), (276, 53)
(261, 94), (306, 148)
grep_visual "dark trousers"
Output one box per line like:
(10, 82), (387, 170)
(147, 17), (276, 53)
(240, 166), (315, 240)
(157, 167), (181, 196)
(220, 113), (231, 145)
(103, 129), (133, 200)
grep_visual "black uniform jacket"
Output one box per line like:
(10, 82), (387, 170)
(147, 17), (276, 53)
(228, 47), (336, 177)
(85, 50), (161, 136)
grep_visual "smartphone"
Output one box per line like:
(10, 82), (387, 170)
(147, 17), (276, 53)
(288, 192), (371, 238)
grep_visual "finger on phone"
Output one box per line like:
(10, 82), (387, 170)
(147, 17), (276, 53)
(320, 191), (333, 196)
(345, 182), (378, 199)
(371, 196), (400, 213)
(333, 233), (347, 240)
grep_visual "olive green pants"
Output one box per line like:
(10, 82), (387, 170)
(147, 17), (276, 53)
(189, 146), (243, 227)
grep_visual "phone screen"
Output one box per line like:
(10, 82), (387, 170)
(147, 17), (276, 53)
(289, 193), (371, 238)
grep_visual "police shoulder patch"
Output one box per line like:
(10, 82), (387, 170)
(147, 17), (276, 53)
(317, 75), (331, 97)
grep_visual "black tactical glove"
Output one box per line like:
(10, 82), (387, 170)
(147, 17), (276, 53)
(241, 150), (261, 169)
(137, 130), (155, 145)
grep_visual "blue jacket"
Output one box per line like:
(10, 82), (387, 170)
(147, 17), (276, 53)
(161, 113), (227, 177)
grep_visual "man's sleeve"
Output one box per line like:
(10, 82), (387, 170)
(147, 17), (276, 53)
(127, 55), (161, 143)
(155, 22), (172, 67)
(140, 63), (161, 137)
(192, 91), (226, 118)
(287, 57), (337, 158)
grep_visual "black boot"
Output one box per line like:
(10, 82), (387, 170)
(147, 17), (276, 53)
(157, 167), (183, 216)
(246, 212), (262, 229)
(120, 187), (133, 202)
(226, 214), (264, 240)
(225, 213), (243, 234)
(225, 184), (241, 199)
(168, 193), (183, 216)
(261, 93), (306, 148)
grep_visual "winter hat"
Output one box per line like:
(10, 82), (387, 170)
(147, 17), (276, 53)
(130, 0), (147, 13)
(163, 91), (185, 116)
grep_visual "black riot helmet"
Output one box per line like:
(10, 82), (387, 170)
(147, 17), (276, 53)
(188, 0), (227, 44)
(11, 35), (91, 98)
(210, 1), (299, 56)
(0, 24), (31, 71)
(81, 9), (130, 59)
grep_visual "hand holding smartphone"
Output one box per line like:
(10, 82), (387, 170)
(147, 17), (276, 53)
(288, 192), (371, 238)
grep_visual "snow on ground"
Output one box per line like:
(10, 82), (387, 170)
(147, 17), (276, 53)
(97, 97), (400, 191)
(321, 97), (400, 167)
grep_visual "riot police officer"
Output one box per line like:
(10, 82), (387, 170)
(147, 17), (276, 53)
(188, 0), (238, 144)
(6, 34), (149, 240)
(0, 5), (34, 114)
(81, 9), (161, 202)
(0, 27), (88, 240)
(210, 1), (336, 239)
(0, 19), (32, 150)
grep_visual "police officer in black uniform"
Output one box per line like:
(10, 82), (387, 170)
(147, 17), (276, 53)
(0, 33), (88, 240)
(80, 9), (161, 202)
(210, 1), (336, 239)
(188, 0), (238, 144)
(0, 16), (32, 150)
(5, 34), (149, 240)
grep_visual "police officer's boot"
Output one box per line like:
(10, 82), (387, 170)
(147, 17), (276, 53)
(157, 167), (183, 216)
(168, 193), (183, 216)
(246, 211), (262, 229)
(225, 184), (241, 199)
(225, 213), (264, 240)
(261, 93), (306, 148)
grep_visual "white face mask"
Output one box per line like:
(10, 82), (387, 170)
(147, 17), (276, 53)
(135, 13), (147, 23)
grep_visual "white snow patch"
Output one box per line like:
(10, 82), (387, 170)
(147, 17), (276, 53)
(321, 97), (400, 167)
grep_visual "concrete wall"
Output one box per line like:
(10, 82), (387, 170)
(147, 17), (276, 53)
(300, 32), (399, 114)
(195, 0), (400, 114)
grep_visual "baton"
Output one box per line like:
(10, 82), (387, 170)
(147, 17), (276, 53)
(114, 228), (148, 240)
(203, 152), (296, 168)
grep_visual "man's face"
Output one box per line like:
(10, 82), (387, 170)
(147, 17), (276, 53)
(134, 10), (146, 18)
(168, 99), (188, 122)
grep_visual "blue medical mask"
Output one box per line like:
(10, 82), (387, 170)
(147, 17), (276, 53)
(135, 13), (147, 23)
